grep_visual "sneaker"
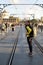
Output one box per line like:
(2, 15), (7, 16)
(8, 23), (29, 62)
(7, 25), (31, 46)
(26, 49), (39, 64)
(29, 52), (32, 56)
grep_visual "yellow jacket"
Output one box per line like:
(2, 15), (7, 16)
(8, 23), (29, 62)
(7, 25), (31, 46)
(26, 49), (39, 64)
(26, 26), (32, 37)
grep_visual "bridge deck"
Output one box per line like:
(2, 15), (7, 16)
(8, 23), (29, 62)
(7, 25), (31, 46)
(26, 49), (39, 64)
(12, 25), (43, 65)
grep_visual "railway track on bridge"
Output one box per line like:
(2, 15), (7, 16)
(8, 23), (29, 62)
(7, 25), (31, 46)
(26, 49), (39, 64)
(34, 38), (43, 53)
(6, 27), (20, 65)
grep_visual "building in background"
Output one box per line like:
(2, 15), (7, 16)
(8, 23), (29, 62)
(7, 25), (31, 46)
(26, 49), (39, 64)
(0, 13), (3, 24)
(3, 16), (20, 26)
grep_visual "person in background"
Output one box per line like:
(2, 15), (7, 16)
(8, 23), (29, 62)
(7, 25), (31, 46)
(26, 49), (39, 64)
(5, 23), (7, 31)
(25, 20), (34, 56)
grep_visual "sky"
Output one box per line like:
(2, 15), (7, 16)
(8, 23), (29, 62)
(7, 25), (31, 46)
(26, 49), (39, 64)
(0, 0), (43, 19)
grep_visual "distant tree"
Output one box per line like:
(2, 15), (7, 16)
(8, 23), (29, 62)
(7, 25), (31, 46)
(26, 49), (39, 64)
(31, 19), (37, 23)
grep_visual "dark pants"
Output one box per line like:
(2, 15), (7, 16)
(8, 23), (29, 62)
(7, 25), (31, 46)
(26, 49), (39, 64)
(27, 37), (32, 53)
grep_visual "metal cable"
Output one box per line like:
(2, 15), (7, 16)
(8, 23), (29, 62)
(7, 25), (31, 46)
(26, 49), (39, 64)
(30, 0), (39, 9)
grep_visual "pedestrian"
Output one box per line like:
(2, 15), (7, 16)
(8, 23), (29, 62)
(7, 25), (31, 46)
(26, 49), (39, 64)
(25, 20), (34, 56)
(5, 23), (7, 31)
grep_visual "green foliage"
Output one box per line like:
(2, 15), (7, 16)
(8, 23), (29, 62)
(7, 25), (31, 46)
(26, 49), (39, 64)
(31, 19), (37, 23)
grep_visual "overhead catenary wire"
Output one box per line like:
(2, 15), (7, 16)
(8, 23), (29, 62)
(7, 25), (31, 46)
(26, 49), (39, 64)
(30, 0), (39, 9)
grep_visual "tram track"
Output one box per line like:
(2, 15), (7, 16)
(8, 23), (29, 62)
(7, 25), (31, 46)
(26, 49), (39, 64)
(0, 25), (21, 65)
(33, 38), (43, 53)
(6, 27), (20, 65)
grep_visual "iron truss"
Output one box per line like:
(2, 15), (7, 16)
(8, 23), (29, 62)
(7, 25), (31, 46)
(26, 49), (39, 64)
(0, 4), (43, 12)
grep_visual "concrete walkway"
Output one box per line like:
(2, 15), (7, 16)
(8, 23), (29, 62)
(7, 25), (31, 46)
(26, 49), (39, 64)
(12, 25), (43, 65)
(0, 26), (20, 65)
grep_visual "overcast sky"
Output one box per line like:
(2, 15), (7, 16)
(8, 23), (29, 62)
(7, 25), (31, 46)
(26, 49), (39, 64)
(0, 0), (43, 19)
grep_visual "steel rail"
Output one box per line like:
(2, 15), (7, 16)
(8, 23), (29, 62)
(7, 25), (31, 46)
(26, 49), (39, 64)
(6, 28), (20, 65)
(33, 38), (43, 53)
